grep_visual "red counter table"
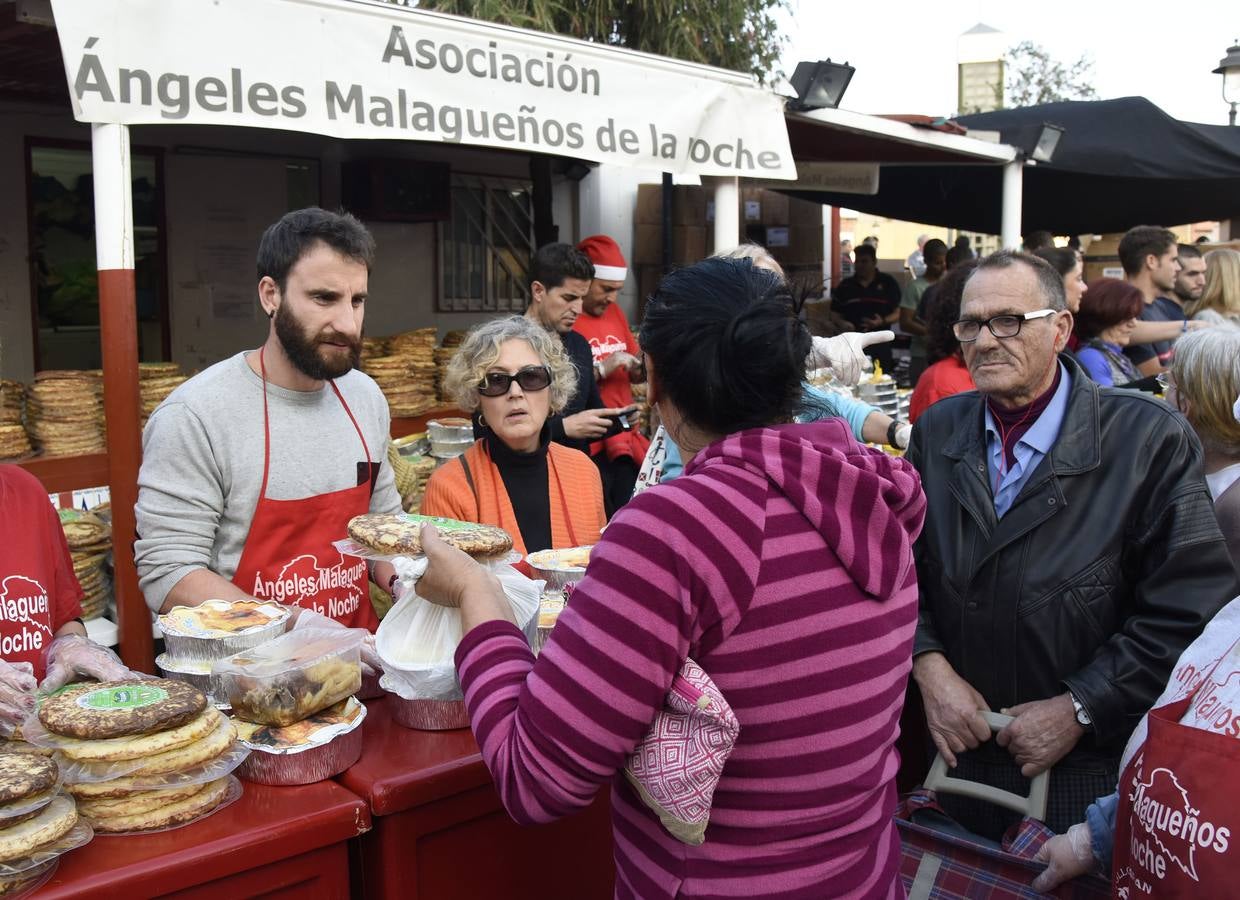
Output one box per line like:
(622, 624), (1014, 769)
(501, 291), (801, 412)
(339, 696), (615, 900)
(35, 780), (370, 899)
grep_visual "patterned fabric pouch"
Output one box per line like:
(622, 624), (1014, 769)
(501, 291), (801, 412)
(623, 658), (740, 845)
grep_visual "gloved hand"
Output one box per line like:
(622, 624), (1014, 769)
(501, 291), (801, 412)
(807, 331), (895, 386)
(0, 661), (36, 736)
(1031, 821), (1098, 892)
(291, 607), (383, 677)
(894, 422), (912, 450)
(39, 634), (131, 694)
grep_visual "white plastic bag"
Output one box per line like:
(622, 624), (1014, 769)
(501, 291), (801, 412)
(377, 562), (541, 702)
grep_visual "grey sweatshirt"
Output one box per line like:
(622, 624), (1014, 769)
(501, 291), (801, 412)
(135, 351), (401, 612)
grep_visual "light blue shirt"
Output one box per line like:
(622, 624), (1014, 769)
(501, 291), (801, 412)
(659, 384), (880, 484)
(983, 363), (1071, 518)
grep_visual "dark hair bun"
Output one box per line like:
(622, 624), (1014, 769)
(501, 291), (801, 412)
(640, 257), (810, 435)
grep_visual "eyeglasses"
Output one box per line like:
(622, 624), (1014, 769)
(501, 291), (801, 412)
(1156, 372), (1175, 393)
(951, 309), (1058, 342)
(477, 366), (552, 397)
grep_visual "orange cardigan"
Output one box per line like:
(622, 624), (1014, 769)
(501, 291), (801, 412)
(421, 439), (606, 557)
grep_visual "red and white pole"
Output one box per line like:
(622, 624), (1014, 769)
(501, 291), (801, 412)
(92, 122), (153, 673)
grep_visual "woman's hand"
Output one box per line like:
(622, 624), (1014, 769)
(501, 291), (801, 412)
(419, 525), (515, 632)
(0, 661), (36, 733)
(1032, 822), (1098, 892)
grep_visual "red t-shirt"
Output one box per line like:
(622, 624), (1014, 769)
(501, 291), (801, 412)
(909, 355), (976, 424)
(572, 304), (650, 462)
(0, 466), (83, 678)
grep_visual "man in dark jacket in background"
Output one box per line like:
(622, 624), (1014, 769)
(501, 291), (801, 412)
(906, 250), (1237, 839)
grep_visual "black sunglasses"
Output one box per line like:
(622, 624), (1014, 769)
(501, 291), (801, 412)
(477, 365), (552, 397)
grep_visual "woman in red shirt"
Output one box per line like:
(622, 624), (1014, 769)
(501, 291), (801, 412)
(909, 260), (978, 423)
(0, 465), (129, 728)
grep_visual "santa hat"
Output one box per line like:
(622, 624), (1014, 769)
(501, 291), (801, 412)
(577, 234), (627, 282)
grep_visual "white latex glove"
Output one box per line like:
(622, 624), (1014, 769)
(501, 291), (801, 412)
(1031, 822), (1098, 892)
(38, 634), (130, 694)
(894, 423), (912, 450)
(0, 661), (36, 735)
(291, 607), (383, 677)
(807, 331), (895, 386)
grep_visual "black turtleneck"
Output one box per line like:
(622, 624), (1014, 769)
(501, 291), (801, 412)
(486, 425), (553, 553)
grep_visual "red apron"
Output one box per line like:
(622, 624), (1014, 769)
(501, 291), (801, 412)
(1111, 655), (1240, 898)
(230, 349), (378, 631)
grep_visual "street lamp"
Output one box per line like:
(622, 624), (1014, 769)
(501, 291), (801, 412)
(1214, 41), (1240, 125)
(789, 60), (856, 111)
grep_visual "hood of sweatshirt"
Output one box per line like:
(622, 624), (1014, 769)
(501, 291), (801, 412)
(685, 418), (926, 601)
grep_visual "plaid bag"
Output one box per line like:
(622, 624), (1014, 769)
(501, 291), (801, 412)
(897, 712), (1113, 899)
(898, 792), (1112, 899)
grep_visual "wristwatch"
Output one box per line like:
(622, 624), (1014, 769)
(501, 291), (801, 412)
(886, 419), (905, 447)
(1071, 693), (1093, 730)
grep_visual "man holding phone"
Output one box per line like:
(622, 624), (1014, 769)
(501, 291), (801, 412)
(572, 235), (647, 514)
(522, 243), (635, 462)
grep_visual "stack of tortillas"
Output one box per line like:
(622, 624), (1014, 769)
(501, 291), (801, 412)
(363, 329), (439, 418)
(0, 382), (30, 461)
(361, 336), (390, 362)
(434, 330), (466, 404)
(0, 753), (87, 884)
(38, 680), (242, 834)
(25, 371), (105, 457)
(139, 362), (188, 429)
(58, 510), (112, 621)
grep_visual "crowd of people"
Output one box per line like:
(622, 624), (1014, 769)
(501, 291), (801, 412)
(9, 202), (1240, 898)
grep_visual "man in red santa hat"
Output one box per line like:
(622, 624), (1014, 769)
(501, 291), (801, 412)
(572, 234), (648, 515)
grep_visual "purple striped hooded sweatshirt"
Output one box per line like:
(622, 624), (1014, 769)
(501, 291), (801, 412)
(455, 419), (926, 898)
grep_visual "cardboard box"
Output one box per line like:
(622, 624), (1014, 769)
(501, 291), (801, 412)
(636, 184), (707, 226)
(674, 186), (707, 226)
(632, 224), (707, 266)
(636, 265), (663, 320)
(760, 190), (789, 226)
(773, 225), (825, 265)
(788, 196), (824, 227)
(635, 183), (664, 225)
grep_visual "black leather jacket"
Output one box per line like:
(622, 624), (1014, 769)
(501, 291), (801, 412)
(907, 356), (1237, 753)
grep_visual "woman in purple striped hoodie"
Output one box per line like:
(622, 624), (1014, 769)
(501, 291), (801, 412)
(417, 257), (927, 899)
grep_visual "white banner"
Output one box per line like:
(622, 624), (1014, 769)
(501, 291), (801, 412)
(49, 0), (796, 180)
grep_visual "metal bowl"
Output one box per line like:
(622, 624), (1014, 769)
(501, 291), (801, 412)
(426, 418), (474, 443)
(157, 599), (291, 665)
(389, 697), (470, 731)
(236, 715), (366, 786)
(155, 654), (229, 709)
(526, 547), (592, 591)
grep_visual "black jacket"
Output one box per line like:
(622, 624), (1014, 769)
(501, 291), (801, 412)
(907, 355), (1237, 753)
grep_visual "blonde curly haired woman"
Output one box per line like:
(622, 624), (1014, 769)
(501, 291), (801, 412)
(421, 315), (605, 558)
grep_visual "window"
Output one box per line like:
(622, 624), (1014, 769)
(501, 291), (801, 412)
(439, 175), (534, 313)
(27, 143), (168, 369)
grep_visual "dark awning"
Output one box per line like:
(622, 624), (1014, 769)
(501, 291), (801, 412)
(783, 97), (1240, 235)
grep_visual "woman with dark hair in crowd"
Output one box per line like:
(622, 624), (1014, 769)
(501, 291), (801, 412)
(412, 256), (927, 899)
(1073, 278), (1145, 387)
(1034, 246), (1088, 314)
(908, 260), (978, 423)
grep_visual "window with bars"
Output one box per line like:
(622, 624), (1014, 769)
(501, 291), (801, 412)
(438, 175), (534, 312)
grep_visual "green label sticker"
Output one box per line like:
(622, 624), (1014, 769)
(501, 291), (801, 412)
(57, 509), (84, 524)
(74, 684), (168, 711)
(405, 514), (473, 532)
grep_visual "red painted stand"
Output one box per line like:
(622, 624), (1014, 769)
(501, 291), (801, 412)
(338, 696), (615, 900)
(37, 780), (369, 899)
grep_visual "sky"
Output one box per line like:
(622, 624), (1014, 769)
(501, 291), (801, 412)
(778, 0), (1240, 126)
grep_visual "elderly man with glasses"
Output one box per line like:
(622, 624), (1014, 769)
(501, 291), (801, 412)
(904, 249), (1238, 842)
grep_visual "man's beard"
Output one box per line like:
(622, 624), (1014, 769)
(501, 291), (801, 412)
(274, 304), (361, 380)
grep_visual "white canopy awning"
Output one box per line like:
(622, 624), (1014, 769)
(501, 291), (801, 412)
(49, 0), (796, 179)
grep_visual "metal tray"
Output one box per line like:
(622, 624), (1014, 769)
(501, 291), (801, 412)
(157, 599), (291, 665)
(237, 723), (364, 786)
(389, 698), (470, 731)
(426, 418), (473, 443)
(155, 654), (229, 709)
